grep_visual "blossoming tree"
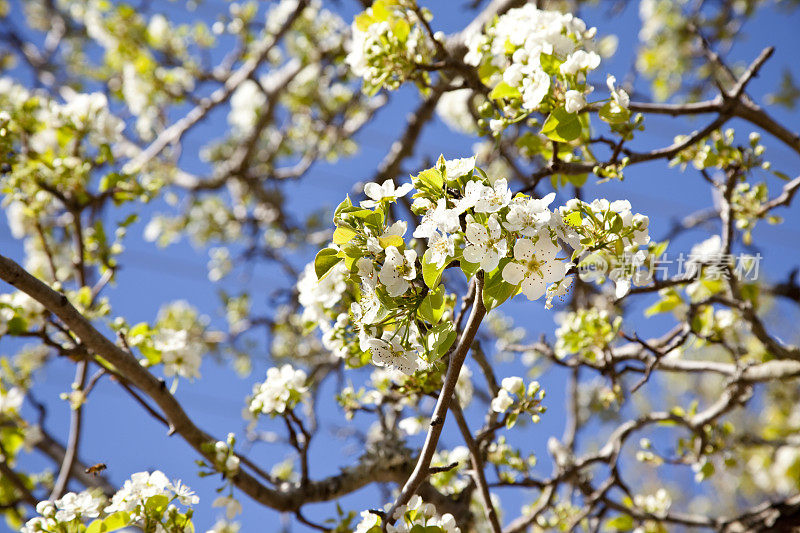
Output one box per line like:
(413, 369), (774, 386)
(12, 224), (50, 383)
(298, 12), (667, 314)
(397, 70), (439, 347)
(1, 0), (800, 532)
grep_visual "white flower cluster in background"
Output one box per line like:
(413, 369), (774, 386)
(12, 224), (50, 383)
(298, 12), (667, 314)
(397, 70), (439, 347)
(355, 495), (460, 533)
(462, 5), (618, 129)
(632, 488), (672, 517)
(490, 377), (545, 426)
(248, 364), (309, 416)
(0, 291), (45, 336)
(554, 308), (621, 361)
(152, 328), (204, 381)
(22, 471), (198, 533)
(211, 434), (241, 477)
(346, 0), (436, 95)
(465, 6), (599, 110)
(436, 88), (480, 135)
(557, 198), (651, 298)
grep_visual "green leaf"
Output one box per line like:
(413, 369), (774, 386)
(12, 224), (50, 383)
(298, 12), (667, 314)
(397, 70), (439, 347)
(422, 249), (448, 288)
(428, 322), (456, 360)
(563, 211), (582, 227)
(5, 315), (27, 335)
(541, 107), (581, 143)
(414, 168), (443, 191)
(314, 248), (342, 280)
(145, 494), (170, 516)
(488, 81), (521, 101)
(460, 258), (480, 280)
(505, 412), (518, 429)
(644, 290), (682, 317)
(539, 53), (562, 75)
(604, 515), (634, 531)
(128, 322), (150, 339)
(566, 173), (588, 187)
(333, 227), (357, 245)
(103, 512), (132, 532)
(614, 238), (624, 256)
(371, 0), (392, 21)
(378, 235), (404, 249)
(482, 259), (518, 310)
(599, 101), (630, 124)
(392, 18), (410, 42)
(611, 213), (624, 233)
(355, 13), (375, 31)
(478, 62), (499, 85)
(651, 239), (669, 258)
(86, 512), (132, 533)
(334, 195), (353, 218)
(418, 286), (445, 324)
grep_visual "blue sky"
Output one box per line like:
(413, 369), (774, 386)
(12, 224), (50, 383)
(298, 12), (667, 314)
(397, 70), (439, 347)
(3, 0), (800, 531)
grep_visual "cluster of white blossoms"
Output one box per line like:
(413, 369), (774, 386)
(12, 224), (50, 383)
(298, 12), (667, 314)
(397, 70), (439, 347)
(490, 377), (545, 425)
(355, 495), (460, 533)
(23, 471), (198, 533)
(211, 434), (241, 477)
(346, 0), (436, 95)
(104, 471), (198, 518)
(557, 198), (651, 298)
(248, 364), (309, 416)
(0, 291), (45, 337)
(151, 328), (204, 381)
(465, 5), (599, 111)
(0, 386), (24, 416)
(435, 88), (480, 135)
(632, 488), (672, 517)
(22, 490), (106, 532)
(29, 90), (125, 152)
(0, 77), (123, 158)
(303, 155), (653, 375)
(554, 308), (621, 361)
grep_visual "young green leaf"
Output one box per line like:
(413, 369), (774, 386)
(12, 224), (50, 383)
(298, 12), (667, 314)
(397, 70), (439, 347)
(541, 106), (582, 142)
(314, 247), (342, 280)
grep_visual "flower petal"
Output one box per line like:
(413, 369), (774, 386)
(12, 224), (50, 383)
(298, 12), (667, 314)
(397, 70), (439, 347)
(502, 262), (526, 285)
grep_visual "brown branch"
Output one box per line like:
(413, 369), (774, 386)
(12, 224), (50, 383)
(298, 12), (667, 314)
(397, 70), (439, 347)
(450, 401), (501, 533)
(50, 360), (87, 499)
(384, 274), (486, 529)
(0, 253), (463, 513)
(122, 0), (309, 174)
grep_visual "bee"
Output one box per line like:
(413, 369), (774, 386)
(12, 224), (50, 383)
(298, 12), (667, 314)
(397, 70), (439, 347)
(84, 463), (107, 475)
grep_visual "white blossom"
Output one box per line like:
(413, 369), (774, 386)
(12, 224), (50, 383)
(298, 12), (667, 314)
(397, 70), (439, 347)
(152, 329), (203, 381)
(0, 386), (24, 415)
(491, 388), (514, 413)
(463, 215), (507, 272)
(365, 337), (419, 375)
(426, 232), (455, 269)
(414, 199), (460, 239)
(504, 193), (555, 236)
(559, 50), (601, 76)
(362, 180), (413, 208)
(564, 89), (587, 113)
(444, 156), (476, 180)
(520, 69), (551, 110)
(473, 178), (512, 213)
(502, 237), (568, 301)
(379, 246), (417, 297)
(436, 90), (479, 134)
(249, 364), (308, 416)
(606, 75), (630, 112)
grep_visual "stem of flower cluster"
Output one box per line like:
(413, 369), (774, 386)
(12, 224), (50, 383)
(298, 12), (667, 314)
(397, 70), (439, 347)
(383, 274), (486, 529)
